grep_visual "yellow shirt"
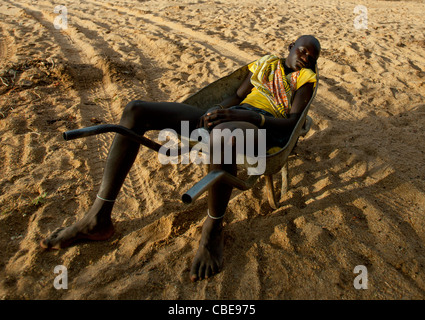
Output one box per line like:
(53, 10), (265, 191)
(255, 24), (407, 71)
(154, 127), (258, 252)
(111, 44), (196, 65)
(241, 61), (316, 117)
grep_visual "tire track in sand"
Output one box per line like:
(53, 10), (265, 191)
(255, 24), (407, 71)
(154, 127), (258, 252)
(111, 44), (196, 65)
(0, 19), (15, 69)
(11, 0), (192, 223)
(3, 1), (156, 222)
(85, 0), (256, 65)
(64, 0), (217, 212)
(55, 3), (175, 218)
(72, 0), (254, 209)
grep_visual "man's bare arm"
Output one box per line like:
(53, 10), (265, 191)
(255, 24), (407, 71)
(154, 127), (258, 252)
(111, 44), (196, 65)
(218, 72), (254, 108)
(201, 74), (315, 132)
(261, 82), (314, 133)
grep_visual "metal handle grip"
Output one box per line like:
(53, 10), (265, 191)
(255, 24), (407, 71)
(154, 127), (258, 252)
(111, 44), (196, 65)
(63, 124), (162, 152)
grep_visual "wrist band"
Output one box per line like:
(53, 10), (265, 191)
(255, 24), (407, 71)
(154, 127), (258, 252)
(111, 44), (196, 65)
(96, 194), (116, 202)
(259, 114), (265, 127)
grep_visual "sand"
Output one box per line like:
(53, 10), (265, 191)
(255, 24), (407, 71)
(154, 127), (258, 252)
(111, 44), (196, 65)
(0, 0), (424, 300)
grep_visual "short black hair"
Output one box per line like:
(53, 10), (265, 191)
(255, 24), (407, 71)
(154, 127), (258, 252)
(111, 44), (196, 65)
(296, 35), (321, 54)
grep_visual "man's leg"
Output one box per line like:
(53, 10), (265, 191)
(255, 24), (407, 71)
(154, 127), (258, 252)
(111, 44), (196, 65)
(40, 100), (204, 249)
(190, 121), (262, 281)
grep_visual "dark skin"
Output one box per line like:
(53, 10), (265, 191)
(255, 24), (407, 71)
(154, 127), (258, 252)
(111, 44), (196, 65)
(40, 35), (320, 282)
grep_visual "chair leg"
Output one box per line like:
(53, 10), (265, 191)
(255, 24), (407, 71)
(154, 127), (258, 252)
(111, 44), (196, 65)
(265, 174), (279, 209)
(281, 162), (288, 199)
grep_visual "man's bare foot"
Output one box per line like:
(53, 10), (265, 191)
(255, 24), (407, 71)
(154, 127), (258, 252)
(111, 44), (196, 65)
(40, 200), (115, 250)
(190, 217), (224, 281)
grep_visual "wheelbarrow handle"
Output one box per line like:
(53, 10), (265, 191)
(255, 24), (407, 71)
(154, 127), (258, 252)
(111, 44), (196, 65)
(182, 170), (258, 204)
(63, 124), (162, 152)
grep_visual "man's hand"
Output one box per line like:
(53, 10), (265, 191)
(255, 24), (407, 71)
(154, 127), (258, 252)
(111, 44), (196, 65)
(197, 106), (221, 129)
(199, 108), (260, 130)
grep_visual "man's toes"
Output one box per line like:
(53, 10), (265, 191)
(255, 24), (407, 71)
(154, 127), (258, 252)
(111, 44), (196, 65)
(190, 262), (208, 282)
(39, 239), (49, 249)
(40, 228), (64, 250)
(190, 258), (223, 281)
(206, 262), (221, 279)
(205, 266), (214, 279)
(190, 261), (200, 282)
(40, 238), (61, 250)
(198, 263), (206, 280)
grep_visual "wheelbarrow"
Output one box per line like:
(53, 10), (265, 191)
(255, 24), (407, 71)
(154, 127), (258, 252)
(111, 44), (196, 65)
(63, 64), (318, 209)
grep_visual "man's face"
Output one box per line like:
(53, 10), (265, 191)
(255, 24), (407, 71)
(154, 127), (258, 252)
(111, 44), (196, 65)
(285, 37), (320, 71)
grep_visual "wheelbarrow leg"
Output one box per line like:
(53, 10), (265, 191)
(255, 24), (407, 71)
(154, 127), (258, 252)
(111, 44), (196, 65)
(281, 162), (288, 199)
(265, 174), (279, 210)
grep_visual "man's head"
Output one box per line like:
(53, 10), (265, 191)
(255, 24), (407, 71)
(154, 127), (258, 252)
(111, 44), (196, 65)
(285, 35), (321, 71)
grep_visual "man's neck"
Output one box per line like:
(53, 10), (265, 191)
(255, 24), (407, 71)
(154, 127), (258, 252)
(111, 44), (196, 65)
(282, 58), (295, 74)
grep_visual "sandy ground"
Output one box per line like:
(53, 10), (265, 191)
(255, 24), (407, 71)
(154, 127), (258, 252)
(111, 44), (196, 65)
(0, 0), (425, 300)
